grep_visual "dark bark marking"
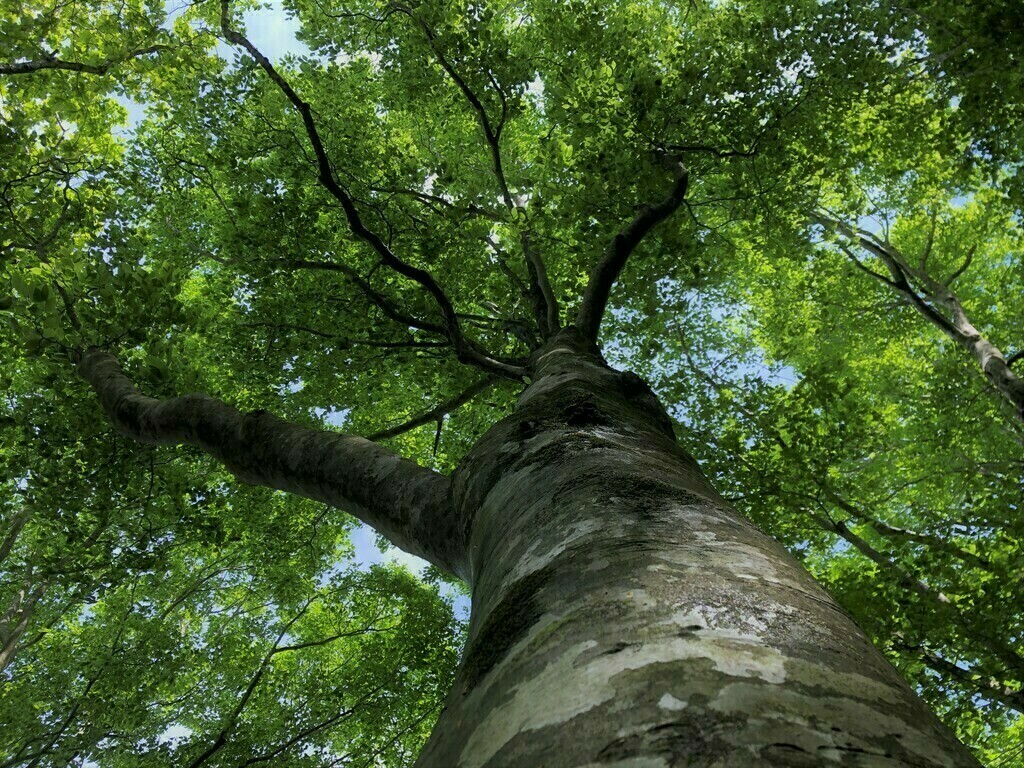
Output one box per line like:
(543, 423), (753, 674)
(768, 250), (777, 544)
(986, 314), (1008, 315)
(618, 370), (678, 440)
(573, 640), (644, 668)
(563, 397), (611, 428)
(551, 469), (706, 510)
(597, 715), (735, 766)
(761, 743), (821, 767)
(459, 564), (555, 692)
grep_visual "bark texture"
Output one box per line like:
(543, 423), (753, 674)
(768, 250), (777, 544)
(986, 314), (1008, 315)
(77, 348), (467, 578)
(415, 328), (980, 767)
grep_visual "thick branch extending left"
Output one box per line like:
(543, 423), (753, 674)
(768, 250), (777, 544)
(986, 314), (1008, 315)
(77, 348), (468, 579)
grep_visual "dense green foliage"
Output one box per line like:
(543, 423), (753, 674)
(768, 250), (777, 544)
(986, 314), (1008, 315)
(2, 0), (1022, 765)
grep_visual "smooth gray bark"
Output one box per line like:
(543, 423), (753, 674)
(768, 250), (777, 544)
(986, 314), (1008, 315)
(77, 348), (467, 578)
(415, 329), (980, 767)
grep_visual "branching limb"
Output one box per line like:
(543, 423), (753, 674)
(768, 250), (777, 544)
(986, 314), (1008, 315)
(369, 186), (503, 222)
(76, 348), (469, 579)
(219, 1), (524, 380)
(837, 244), (899, 287)
(816, 210), (1024, 419)
(187, 595), (390, 768)
(576, 158), (689, 343)
(897, 641), (1024, 713)
(807, 506), (1024, 679)
(367, 376), (498, 442)
(823, 490), (993, 572)
(402, 8), (560, 337)
(287, 259), (446, 336)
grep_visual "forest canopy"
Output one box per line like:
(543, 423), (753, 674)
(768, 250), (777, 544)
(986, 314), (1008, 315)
(1, 0), (1023, 765)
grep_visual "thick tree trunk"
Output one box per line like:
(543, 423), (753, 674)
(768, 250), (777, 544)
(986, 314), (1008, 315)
(416, 329), (979, 767)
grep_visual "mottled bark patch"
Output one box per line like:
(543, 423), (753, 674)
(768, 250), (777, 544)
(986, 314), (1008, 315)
(460, 563), (555, 692)
(597, 710), (736, 766)
(552, 470), (707, 509)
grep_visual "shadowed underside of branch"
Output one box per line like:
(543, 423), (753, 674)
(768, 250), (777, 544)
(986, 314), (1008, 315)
(76, 348), (468, 580)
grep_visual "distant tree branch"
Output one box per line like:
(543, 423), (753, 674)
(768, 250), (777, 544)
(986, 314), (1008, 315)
(576, 158), (689, 343)
(945, 244), (976, 285)
(244, 321), (448, 350)
(369, 186), (503, 222)
(665, 143), (756, 158)
(367, 376), (498, 442)
(76, 348), (468, 579)
(0, 44), (171, 76)
(823, 489), (993, 572)
(807, 506), (1024, 679)
(286, 259), (446, 336)
(816, 210), (1024, 419)
(187, 595), (391, 768)
(897, 641), (1024, 713)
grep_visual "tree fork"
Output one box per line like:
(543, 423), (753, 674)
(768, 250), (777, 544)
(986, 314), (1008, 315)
(414, 328), (980, 767)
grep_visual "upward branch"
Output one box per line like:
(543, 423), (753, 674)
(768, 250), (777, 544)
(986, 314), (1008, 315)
(576, 159), (689, 344)
(816, 211), (1024, 420)
(219, 1), (525, 380)
(76, 348), (468, 580)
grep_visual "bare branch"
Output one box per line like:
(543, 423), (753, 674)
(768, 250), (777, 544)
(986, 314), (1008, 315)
(824, 490), (992, 572)
(919, 207), (938, 271)
(367, 377), (498, 441)
(946, 244), (976, 285)
(0, 44), (170, 76)
(665, 143), (755, 159)
(898, 642), (1024, 713)
(286, 259), (446, 336)
(837, 244), (899, 287)
(402, 9), (560, 337)
(576, 159), (689, 343)
(243, 321), (448, 350)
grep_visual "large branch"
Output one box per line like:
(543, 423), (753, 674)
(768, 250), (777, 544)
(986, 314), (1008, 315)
(220, 1), (525, 380)
(576, 159), (689, 343)
(77, 348), (468, 580)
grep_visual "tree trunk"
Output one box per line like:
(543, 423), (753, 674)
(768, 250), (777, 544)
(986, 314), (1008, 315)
(415, 329), (979, 767)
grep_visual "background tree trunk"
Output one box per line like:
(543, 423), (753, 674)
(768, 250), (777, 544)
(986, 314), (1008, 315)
(415, 330), (980, 767)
